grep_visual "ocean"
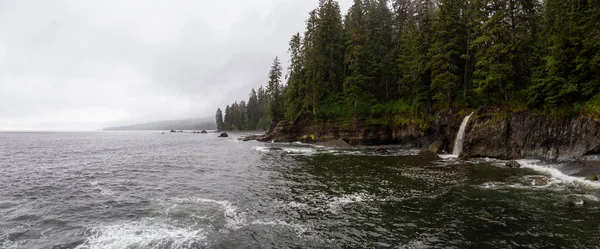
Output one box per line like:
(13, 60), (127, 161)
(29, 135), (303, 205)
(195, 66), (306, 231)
(1, 131), (599, 248)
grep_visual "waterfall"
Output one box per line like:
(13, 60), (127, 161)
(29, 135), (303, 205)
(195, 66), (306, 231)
(452, 112), (474, 156)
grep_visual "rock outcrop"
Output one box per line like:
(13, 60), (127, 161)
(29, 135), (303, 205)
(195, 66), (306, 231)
(506, 161), (521, 168)
(253, 110), (600, 160)
(315, 138), (352, 148)
(463, 111), (600, 160)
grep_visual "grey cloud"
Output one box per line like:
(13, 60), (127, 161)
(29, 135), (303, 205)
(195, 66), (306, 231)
(0, 0), (352, 130)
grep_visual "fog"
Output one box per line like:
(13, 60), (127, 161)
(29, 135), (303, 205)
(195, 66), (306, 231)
(0, 0), (351, 130)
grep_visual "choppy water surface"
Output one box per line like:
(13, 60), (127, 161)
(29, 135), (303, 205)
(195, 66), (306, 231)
(1, 132), (599, 248)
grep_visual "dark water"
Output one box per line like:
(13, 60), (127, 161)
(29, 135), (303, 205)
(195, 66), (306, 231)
(1, 132), (599, 249)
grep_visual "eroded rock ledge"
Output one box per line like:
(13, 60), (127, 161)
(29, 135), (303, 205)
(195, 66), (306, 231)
(246, 110), (600, 161)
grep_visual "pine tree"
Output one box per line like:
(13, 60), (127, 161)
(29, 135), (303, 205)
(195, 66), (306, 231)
(429, 0), (466, 107)
(343, 0), (370, 108)
(365, 0), (394, 104)
(215, 108), (224, 130)
(266, 57), (284, 120)
(284, 33), (305, 120)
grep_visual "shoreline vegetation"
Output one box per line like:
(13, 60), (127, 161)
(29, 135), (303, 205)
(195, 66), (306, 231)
(216, 0), (599, 160)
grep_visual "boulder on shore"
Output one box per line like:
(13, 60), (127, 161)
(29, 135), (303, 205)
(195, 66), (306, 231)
(584, 175), (599, 181)
(218, 132), (229, 138)
(506, 161), (521, 168)
(315, 138), (351, 148)
(418, 149), (440, 160)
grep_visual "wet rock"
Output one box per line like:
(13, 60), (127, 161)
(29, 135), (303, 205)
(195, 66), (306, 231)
(533, 177), (549, 186)
(170, 130), (176, 133)
(241, 135), (262, 142)
(218, 132), (229, 138)
(480, 209), (495, 219)
(315, 138), (352, 148)
(267, 147), (283, 152)
(428, 140), (443, 154)
(463, 111), (600, 160)
(201, 130), (207, 134)
(301, 134), (316, 144)
(375, 146), (389, 154)
(418, 149), (440, 160)
(584, 175), (599, 181)
(506, 161), (521, 168)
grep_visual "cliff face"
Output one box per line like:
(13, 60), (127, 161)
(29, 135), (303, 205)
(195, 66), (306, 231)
(260, 111), (600, 160)
(463, 112), (600, 160)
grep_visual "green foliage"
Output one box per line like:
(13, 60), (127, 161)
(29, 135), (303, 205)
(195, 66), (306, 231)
(217, 0), (599, 130)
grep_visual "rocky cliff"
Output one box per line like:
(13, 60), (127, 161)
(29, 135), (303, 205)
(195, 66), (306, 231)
(463, 111), (600, 160)
(256, 110), (600, 161)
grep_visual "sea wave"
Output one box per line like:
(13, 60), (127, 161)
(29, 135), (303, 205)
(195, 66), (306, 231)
(517, 160), (600, 189)
(75, 218), (208, 249)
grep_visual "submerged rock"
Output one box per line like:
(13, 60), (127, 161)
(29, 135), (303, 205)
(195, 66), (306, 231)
(267, 147), (283, 152)
(315, 138), (351, 148)
(218, 132), (229, 138)
(506, 161), (521, 168)
(418, 149), (440, 160)
(375, 147), (389, 154)
(584, 175), (599, 181)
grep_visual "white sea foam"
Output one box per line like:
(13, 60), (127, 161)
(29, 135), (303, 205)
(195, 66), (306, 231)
(250, 220), (309, 234)
(169, 198), (247, 230)
(438, 154), (458, 160)
(517, 160), (600, 189)
(75, 219), (208, 249)
(253, 146), (315, 155)
(327, 193), (372, 214)
(1, 240), (19, 249)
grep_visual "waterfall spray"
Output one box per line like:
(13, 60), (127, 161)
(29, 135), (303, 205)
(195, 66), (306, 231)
(452, 112), (474, 156)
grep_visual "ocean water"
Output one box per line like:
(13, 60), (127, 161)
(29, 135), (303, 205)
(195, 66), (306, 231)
(0, 131), (599, 248)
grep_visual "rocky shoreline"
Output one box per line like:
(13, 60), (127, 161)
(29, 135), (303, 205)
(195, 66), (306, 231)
(245, 110), (600, 161)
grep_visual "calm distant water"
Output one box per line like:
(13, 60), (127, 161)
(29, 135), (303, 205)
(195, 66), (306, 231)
(1, 131), (599, 248)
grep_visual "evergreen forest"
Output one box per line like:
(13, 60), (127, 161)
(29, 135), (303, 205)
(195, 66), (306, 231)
(217, 0), (600, 131)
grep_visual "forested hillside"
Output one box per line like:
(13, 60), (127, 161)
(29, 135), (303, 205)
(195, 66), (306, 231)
(217, 0), (599, 131)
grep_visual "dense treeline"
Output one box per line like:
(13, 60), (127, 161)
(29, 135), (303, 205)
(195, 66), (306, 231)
(218, 0), (599, 130)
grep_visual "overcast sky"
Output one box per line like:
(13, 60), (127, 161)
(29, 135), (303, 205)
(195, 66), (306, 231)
(0, 0), (351, 130)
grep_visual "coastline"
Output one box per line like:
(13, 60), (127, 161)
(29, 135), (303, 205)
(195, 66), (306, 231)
(245, 109), (600, 161)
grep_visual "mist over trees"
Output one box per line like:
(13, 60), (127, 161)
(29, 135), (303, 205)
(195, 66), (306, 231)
(218, 0), (600, 130)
